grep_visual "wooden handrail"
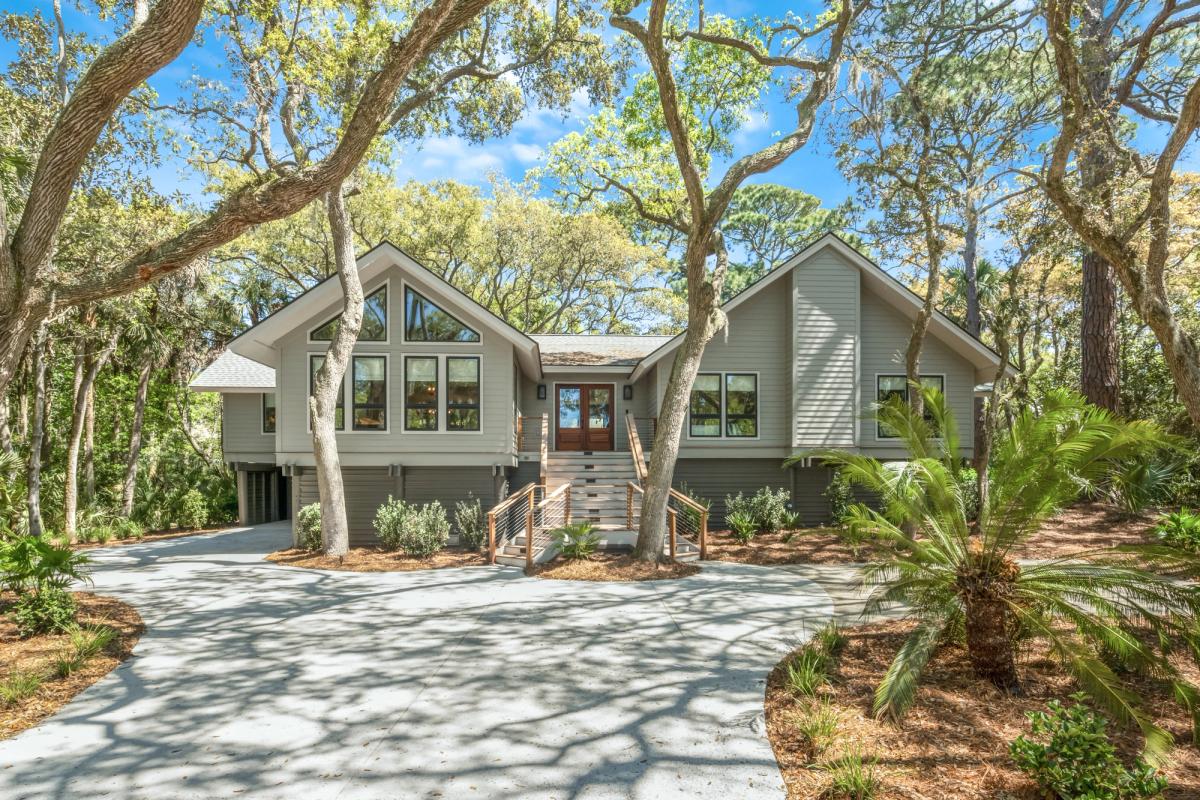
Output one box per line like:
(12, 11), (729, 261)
(539, 411), (549, 483)
(625, 410), (648, 483)
(536, 481), (570, 509)
(488, 482), (538, 517)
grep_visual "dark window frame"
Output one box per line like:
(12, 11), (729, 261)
(403, 286), (480, 343)
(309, 354), (345, 431)
(310, 284), (388, 342)
(689, 373), (722, 438)
(404, 355), (439, 431)
(262, 392), (276, 434)
(446, 356), (481, 432)
(351, 355), (388, 432)
(724, 373), (758, 438)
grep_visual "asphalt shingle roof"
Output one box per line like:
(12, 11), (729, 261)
(190, 350), (276, 390)
(530, 334), (674, 367)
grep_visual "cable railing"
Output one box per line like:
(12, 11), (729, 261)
(625, 481), (707, 560)
(487, 483), (539, 564)
(486, 480), (572, 567)
(515, 414), (547, 454)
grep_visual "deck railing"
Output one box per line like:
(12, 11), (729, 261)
(515, 414), (548, 453)
(624, 410), (649, 483)
(487, 482), (538, 564)
(625, 481), (707, 560)
(486, 479), (572, 566)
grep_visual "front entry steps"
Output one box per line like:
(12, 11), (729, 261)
(493, 529), (700, 568)
(545, 451), (639, 531)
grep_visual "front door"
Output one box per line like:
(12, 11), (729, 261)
(555, 384), (614, 451)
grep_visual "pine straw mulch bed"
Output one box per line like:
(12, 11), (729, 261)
(704, 527), (888, 566)
(266, 546), (489, 572)
(528, 551), (701, 581)
(0, 591), (144, 740)
(765, 619), (1200, 800)
(72, 523), (239, 550)
(1017, 501), (1160, 559)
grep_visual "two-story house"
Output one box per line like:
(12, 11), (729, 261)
(191, 233), (1010, 557)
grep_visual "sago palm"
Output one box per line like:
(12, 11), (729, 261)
(789, 388), (1200, 757)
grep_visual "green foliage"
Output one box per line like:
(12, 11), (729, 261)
(793, 698), (840, 757)
(0, 669), (43, 707)
(297, 503), (322, 551)
(824, 470), (855, 525)
(815, 623), (848, 658)
(177, 489), (209, 530)
(791, 388), (1200, 759)
(454, 496), (486, 551)
(817, 751), (880, 800)
(727, 510), (758, 544)
(552, 521), (600, 560)
(674, 482), (712, 531)
(726, 487), (791, 533)
(1153, 509), (1200, 552)
(1106, 455), (1181, 515)
(114, 518), (144, 541)
(10, 587), (78, 637)
(0, 536), (92, 594)
(957, 467), (980, 521)
(1010, 696), (1167, 800)
(54, 624), (118, 678)
(786, 648), (831, 698)
(373, 498), (450, 558)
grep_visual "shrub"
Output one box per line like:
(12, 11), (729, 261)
(957, 466), (980, 521)
(552, 521), (600, 560)
(824, 469), (855, 525)
(454, 496), (485, 551)
(814, 622), (848, 657)
(818, 750), (880, 800)
(674, 482), (712, 531)
(1107, 454), (1180, 515)
(178, 489), (209, 530)
(1010, 695), (1167, 800)
(296, 503), (323, 551)
(11, 587), (78, 637)
(727, 487), (792, 532)
(1153, 508), (1200, 552)
(727, 510), (757, 544)
(374, 499), (450, 558)
(114, 519), (144, 541)
(0, 536), (91, 594)
(0, 669), (43, 707)
(793, 698), (839, 757)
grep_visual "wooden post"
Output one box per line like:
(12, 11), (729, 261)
(539, 412), (549, 484)
(526, 491), (535, 572)
(565, 484), (572, 524)
(626, 483), (633, 528)
(699, 509), (708, 561)
(516, 415), (523, 451)
(668, 508), (677, 560)
(487, 511), (496, 564)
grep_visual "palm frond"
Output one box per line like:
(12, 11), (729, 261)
(873, 620), (952, 721)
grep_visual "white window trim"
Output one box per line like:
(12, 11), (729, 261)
(685, 371), (761, 441)
(350, 353), (391, 434)
(872, 372), (946, 442)
(400, 279), (482, 346)
(402, 354), (485, 435)
(307, 279), (391, 345)
(306, 351), (390, 435)
(260, 391), (276, 435)
(446, 355), (483, 433)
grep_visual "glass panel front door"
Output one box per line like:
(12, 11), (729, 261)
(554, 384), (614, 451)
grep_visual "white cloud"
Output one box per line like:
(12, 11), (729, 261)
(511, 143), (543, 163)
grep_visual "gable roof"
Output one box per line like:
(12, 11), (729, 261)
(531, 334), (674, 367)
(190, 350), (276, 392)
(629, 233), (1015, 381)
(223, 241), (543, 377)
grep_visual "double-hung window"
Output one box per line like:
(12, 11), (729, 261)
(405, 356), (439, 431)
(262, 392), (276, 434)
(876, 375), (945, 438)
(309, 355), (345, 430)
(352, 356), (387, 431)
(447, 357), (481, 431)
(689, 372), (758, 438)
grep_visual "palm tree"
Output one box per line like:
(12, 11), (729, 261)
(789, 388), (1200, 757)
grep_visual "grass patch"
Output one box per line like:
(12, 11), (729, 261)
(0, 670), (43, 708)
(793, 698), (839, 757)
(818, 750), (880, 799)
(54, 623), (118, 678)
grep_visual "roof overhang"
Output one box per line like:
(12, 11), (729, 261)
(630, 233), (1017, 382)
(224, 242), (543, 378)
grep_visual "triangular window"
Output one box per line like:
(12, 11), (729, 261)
(404, 287), (480, 342)
(311, 285), (388, 341)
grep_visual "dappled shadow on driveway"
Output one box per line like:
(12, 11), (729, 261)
(0, 522), (833, 800)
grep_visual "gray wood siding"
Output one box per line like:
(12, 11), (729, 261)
(859, 289), (976, 454)
(671, 459), (832, 527)
(792, 250), (858, 447)
(222, 393), (274, 459)
(275, 267), (517, 464)
(664, 278), (793, 456)
(297, 467), (395, 548)
(403, 467), (498, 510)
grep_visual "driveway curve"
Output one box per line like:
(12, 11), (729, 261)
(0, 522), (833, 800)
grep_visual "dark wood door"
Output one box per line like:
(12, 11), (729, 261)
(555, 384), (614, 451)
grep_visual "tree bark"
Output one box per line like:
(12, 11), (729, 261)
(120, 359), (152, 517)
(63, 331), (118, 540)
(309, 185), (364, 558)
(83, 381), (95, 500)
(26, 320), (50, 538)
(963, 205), (988, 504)
(965, 594), (1019, 690)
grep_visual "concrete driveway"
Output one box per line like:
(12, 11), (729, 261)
(0, 522), (834, 800)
